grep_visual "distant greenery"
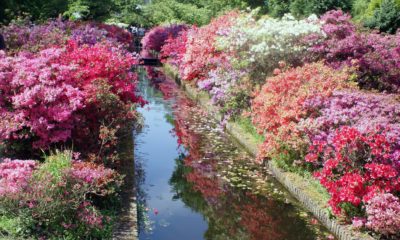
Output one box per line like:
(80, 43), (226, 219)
(265, 0), (352, 18)
(0, 0), (265, 26)
(363, 0), (400, 33)
(1, 0), (399, 33)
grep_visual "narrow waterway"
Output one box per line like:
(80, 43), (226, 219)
(135, 67), (333, 240)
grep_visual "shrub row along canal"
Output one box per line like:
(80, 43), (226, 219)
(135, 67), (334, 240)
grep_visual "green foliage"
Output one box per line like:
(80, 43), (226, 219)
(290, 0), (352, 18)
(265, 0), (291, 17)
(1, 0), (68, 23)
(352, 0), (373, 21)
(35, 150), (73, 180)
(64, 0), (115, 20)
(364, 0), (400, 33)
(142, 0), (212, 26)
(266, 0), (352, 18)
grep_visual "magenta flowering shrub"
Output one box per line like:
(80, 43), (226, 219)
(0, 48), (85, 148)
(0, 159), (37, 195)
(313, 10), (400, 93)
(141, 24), (188, 56)
(0, 40), (143, 154)
(0, 20), (73, 53)
(0, 20), (138, 239)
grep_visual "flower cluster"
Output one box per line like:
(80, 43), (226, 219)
(0, 159), (37, 195)
(0, 152), (121, 238)
(365, 193), (400, 236)
(217, 12), (324, 82)
(141, 24), (188, 57)
(160, 29), (189, 66)
(0, 20), (135, 54)
(310, 127), (400, 217)
(251, 62), (351, 159)
(152, 9), (400, 236)
(0, 40), (142, 151)
(312, 10), (400, 93)
(179, 11), (239, 81)
(300, 90), (400, 156)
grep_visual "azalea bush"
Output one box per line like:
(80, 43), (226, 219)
(217, 11), (324, 83)
(251, 62), (351, 160)
(141, 24), (188, 57)
(0, 151), (122, 239)
(299, 90), (400, 156)
(160, 28), (189, 66)
(0, 19), (140, 240)
(312, 10), (400, 93)
(0, 20), (134, 54)
(0, 40), (143, 159)
(308, 127), (400, 233)
(179, 11), (240, 81)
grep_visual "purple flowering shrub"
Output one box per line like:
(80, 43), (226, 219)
(313, 10), (400, 93)
(0, 20), (135, 53)
(0, 151), (122, 238)
(0, 19), (73, 53)
(299, 90), (400, 162)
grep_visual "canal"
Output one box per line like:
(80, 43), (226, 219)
(135, 67), (333, 240)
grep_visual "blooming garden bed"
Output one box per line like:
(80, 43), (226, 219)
(145, 9), (400, 240)
(0, 20), (143, 239)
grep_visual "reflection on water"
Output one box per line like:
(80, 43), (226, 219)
(135, 67), (334, 240)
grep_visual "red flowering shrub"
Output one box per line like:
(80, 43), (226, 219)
(180, 11), (239, 81)
(160, 29), (189, 66)
(310, 127), (400, 222)
(251, 62), (351, 160)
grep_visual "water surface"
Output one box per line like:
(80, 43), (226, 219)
(135, 68), (333, 240)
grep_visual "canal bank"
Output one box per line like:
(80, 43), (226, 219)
(162, 64), (375, 240)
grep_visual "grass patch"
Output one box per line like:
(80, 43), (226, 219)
(234, 116), (264, 144)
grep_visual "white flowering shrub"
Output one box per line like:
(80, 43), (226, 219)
(217, 12), (325, 82)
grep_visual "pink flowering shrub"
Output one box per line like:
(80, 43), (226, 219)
(0, 48), (85, 149)
(0, 151), (122, 238)
(179, 11), (239, 81)
(251, 62), (351, 160)
(300, 90), (400, 165)
(0, 159), (37, 195)
(160, 29), (189, 66)
(0, 19), (73, 54)
(1, 20), (135, 54)
(365, 193), (400, 236)
(0, 40), (143, 156)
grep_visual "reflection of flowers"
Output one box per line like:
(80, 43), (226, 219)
(152, 70), (320, 239)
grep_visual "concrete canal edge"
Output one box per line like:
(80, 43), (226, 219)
(163, 64), (375, 240)
(112, 127), (138, 240)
